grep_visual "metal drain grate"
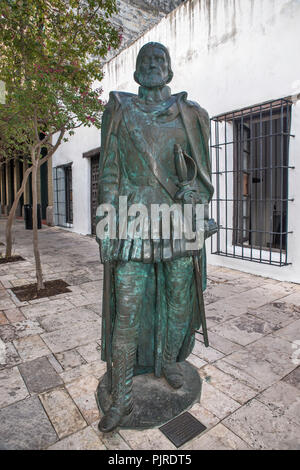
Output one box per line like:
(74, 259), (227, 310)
(159, 411), (207, 448)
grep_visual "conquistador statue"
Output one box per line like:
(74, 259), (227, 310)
(96, 42), (216, 432)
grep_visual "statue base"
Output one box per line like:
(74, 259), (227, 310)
(96, 361), (202, 430)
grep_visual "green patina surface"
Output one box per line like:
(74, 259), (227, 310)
(95, 42), (215, 432)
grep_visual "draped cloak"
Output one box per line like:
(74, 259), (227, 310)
(96, 89), (214, 376)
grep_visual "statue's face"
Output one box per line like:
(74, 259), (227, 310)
(137, 46), (169, 88)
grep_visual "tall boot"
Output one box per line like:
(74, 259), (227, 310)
(162, 327), (185, 389)
(98, 343), (135, 433)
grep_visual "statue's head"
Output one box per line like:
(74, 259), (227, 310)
(134, 42), (173, 88)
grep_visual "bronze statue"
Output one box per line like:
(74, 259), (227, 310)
(96, 42), (216, 432)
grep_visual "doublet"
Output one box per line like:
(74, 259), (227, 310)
(97, 88), (212, 263)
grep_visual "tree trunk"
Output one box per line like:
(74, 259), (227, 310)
(31, 156), (44, 291)
(5, 166), (32, 258)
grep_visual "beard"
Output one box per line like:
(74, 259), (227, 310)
(135, 70), (169, 88)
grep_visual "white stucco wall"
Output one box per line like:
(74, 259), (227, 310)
(53, 0), (300, 282)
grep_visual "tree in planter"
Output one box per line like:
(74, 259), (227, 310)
(0, 0), (121, 290)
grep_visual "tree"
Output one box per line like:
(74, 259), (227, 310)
(0, 0), (121, 290)
(0, 118), (33, 259)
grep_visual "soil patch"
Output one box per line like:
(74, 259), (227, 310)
(11, 279), (71, 302)
(0, 255), (25, 264)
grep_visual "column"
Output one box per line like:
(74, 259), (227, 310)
(46, 155), (54, 226)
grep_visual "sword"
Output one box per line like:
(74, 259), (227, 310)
(193, 254), (209, 347)
(174, 144), (209, 347)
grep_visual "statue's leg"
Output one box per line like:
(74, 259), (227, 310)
(99, 260), (150, 432)
(162, 256), (194, 389)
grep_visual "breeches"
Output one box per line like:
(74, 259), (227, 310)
(113, 256), (194, 361)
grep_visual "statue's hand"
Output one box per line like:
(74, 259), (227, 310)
(175, 185), (202, 204)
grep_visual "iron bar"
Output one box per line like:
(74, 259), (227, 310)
(210, 132), (294, 148)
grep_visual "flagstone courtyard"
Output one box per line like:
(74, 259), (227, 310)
(0, 218), (299, 450)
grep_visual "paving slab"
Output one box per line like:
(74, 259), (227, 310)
(0, 296), (15, 310)
(47, 353), (64, 374)
(205, 284), (297, 326)
(223, 399), (300, 450)
(187, 353), (207, 369)
(55, 349), (86, 371)
(18, 357), (64, 394)
(223, 335), (297, 388)
(210, 314), (276, 346)
(119, 428), (176, 450)
(182, 423), (251, 450)
(76, 342), (102, 363)
(192, 338), (224, 363)
(67, 294), (95, 307)
(199, 364), (258, 404)
(21, 298), (74, 320)
(199, 381), (241, 419)
(256, 381), (300, 427)
(279, 292), (300, 307)
(188, 402), (220, 429)
(0, 312), (8, 325)
(41, 322), (101, 354)
(0, 342), (21, 370)
(39, 388), (86, 439)
(47, 426), (105, 450)
(197, 330), (243, 356)
(59, 360), (107, 384)
(4, 308), (26, 323)
(37, 307), (99, 332)
(10, 319), (44, 339)
(272, 318), (300, 344)
(213, 358), (265, 393)
(66, 375), (100, 424)
(0, 396), (57, 450)
(13, 334), (51, 362)
(79, 281), (102, 293)
(0, 324), (17, 343)
(85, 302), (102, 315)
(248, 301), (300, 328)
(282, 367), (300, 390)
(0, 366), (29, 408)
(91, 422), (131, 450)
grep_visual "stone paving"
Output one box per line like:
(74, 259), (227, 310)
(0, 218), (299, 450)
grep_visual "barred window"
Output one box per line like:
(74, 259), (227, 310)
(53, 163), (73, 228)
(210, 98), (293, 266)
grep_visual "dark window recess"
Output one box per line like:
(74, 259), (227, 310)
(65, 164), (73, 224)
(210, 98), (293, 266)
(53, 164), (73, 227)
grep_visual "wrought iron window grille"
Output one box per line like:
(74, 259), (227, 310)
(210, 97), (293, 266)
